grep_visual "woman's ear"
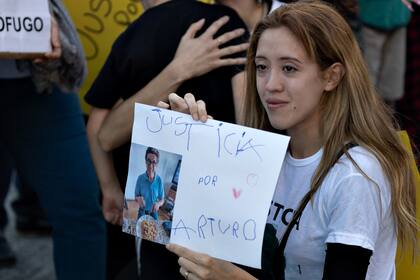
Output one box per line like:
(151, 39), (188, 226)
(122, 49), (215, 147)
(324, 63), (345, 91)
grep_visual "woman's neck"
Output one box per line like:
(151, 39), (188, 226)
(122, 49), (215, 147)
(287, 121), (322, 159)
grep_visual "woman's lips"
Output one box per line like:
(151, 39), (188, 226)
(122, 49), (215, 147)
(266, 98), (289, 109)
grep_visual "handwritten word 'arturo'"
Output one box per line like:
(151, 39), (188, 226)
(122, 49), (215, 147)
(145, 109), (264, 161)
(172, 214), (257, 241)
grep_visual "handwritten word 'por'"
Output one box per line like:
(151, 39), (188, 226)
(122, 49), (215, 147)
(172, 214), (257, 241)
(145, 109), (264, 161)
(198, 175), (217, 186)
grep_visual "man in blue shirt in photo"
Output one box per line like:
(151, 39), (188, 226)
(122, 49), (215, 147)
(135, 147), (164, 220)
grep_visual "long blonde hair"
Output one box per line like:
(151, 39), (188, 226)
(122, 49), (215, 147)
(244, 0), (418, 255)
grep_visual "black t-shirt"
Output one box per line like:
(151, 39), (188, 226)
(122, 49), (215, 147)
(85, 0), (248, 124)
(85, 0), (248, 186)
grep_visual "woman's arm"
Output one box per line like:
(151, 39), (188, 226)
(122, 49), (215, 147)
(97, 16), (249, 152)
(86, 106), (124, 225)
(323, 243), (372, 280)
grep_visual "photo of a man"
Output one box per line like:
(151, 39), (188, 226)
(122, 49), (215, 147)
(123, 143), (181, 243)
(135, 147), (164, 220)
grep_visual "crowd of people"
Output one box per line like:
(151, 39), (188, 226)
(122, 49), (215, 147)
(0, 0), (419, 280)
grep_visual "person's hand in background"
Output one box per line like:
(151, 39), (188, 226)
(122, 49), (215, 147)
(34, 16), (61, 63)
(102, 185), (124, 225)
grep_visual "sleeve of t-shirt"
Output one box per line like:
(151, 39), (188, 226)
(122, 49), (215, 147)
(324, 173), (385, 251)
(84, 35), (131, 109)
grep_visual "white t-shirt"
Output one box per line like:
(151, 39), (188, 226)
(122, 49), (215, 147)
(267, 146), (396, 279)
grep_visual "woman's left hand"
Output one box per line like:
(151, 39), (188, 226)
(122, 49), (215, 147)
(166, 243), (256, 280)
(158, 93), (212, 122)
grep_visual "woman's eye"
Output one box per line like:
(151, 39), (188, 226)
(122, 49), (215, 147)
(256, 64), (267, 71)
(283, 65), (297, 73)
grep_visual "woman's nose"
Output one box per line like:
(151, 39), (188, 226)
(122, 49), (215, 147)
(265, 70), (284, 93)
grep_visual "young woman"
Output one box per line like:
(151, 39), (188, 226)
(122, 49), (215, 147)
(164, 1), (418, 279)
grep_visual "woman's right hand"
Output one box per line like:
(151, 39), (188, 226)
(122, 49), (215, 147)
(158, 93), (210, 122)
(169, 16), (249, 82)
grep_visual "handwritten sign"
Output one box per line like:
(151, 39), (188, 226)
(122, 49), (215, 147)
(0, 0), (51, 57)
(127, 103), (290, 268)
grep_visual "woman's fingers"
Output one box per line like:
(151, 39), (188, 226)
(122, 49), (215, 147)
(157, 101), (170, 109)
(196, 100), (208, 122)
(183, 18), (206, 39)
(179, 257), (205, 279)
(202, 16), (230, 39)
(184, 93), (199, 121)
(166, 93), (208, 122)
(167, 243), (210, 266)
(214, 27), (246, 46)
(168, 93), (189, 113)
(180, 266), (200, 280)
(217, 42), (249, 57)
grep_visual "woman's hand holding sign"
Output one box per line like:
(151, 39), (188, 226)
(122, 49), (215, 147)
(158, 93), (212, 122)
(34, 16), (61, 63)
(166, 243), (256, 280)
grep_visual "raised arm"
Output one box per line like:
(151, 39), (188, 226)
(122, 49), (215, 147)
(97, 16), (249, 152)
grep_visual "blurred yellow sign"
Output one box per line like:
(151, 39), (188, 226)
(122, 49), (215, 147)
(396, 131), (420, 280)
(64, 0), (144, 113)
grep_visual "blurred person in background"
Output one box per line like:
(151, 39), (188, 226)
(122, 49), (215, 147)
(0, 147), (51, 268)
(0, 0), (106, 279)
(359, 0), (412, 106)
(85, 0), (249, 279)
(397, 0), (420, 162)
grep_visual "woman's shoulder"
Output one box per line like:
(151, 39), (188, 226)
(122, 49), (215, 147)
(322, 146), (391, 201)
(336, 146), (384, 179)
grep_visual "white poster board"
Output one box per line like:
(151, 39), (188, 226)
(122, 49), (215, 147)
(0, 0), (51, 57)
(124, 103), (290, 268)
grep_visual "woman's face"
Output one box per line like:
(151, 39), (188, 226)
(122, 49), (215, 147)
(255, 27), (328, 134)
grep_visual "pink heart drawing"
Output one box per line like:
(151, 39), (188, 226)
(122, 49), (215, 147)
(232, 188), (242, 199)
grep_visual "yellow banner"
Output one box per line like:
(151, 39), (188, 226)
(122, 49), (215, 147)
(63, 0), (144, 113)
(64, 0), (213, 114)
(396, 131), (420, 279)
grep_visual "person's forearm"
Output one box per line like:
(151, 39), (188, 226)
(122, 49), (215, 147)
(98, 62), (187, 151)
(87, 107), (121, 193)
